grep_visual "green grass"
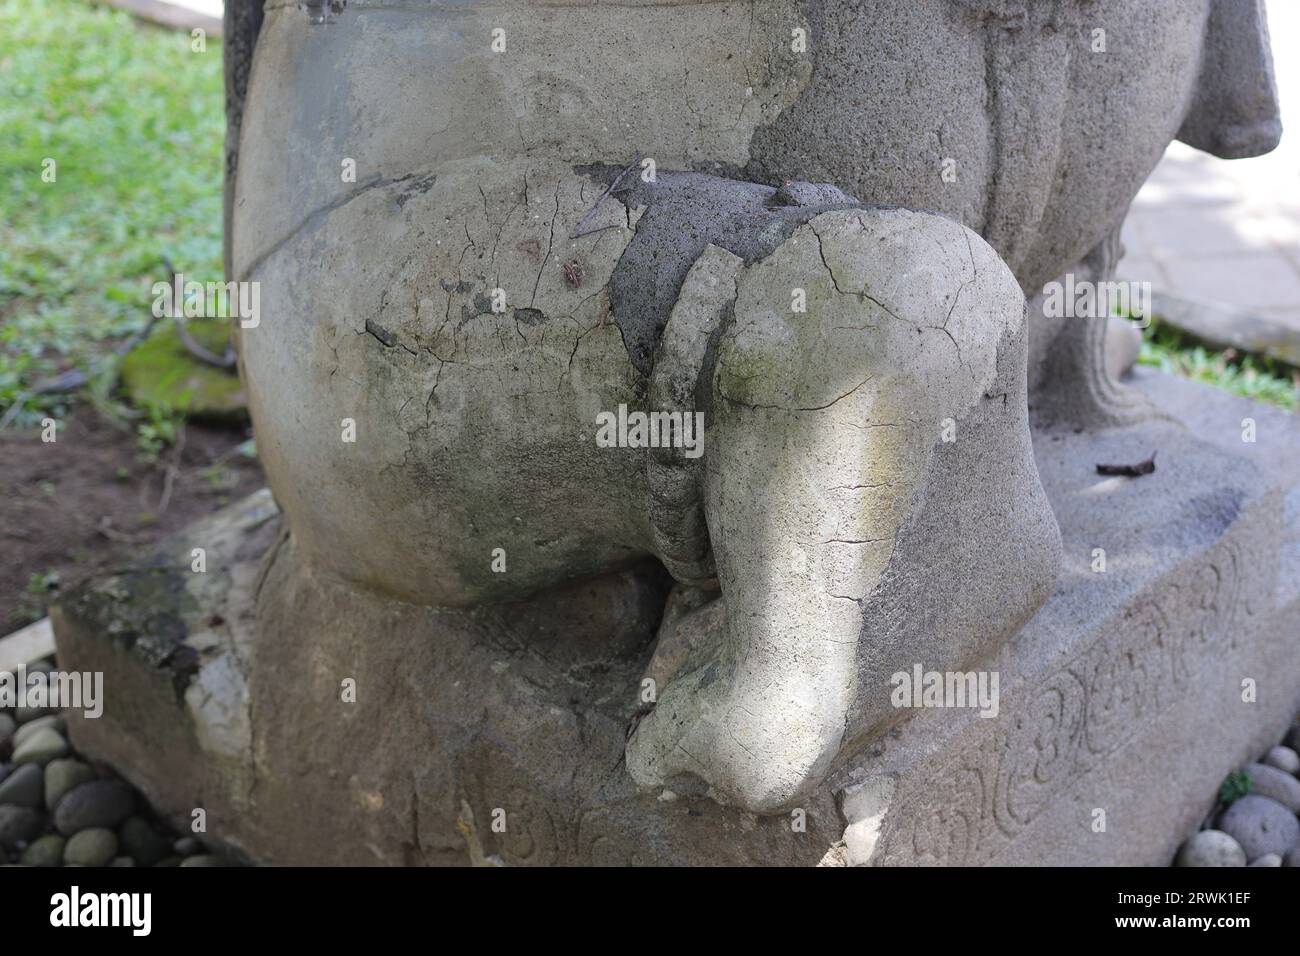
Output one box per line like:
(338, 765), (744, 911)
(1137, 320), (1300, 413)
(0, 0), (224, 427)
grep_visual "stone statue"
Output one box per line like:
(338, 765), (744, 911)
(54, 0), (1292, 865)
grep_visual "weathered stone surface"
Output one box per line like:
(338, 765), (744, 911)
(238, 152), (1062, 814)
(627, 208), (1059, 811)
(840, 367), (1300, 867)
(60, 493), (843, 864)
(52, 0), (1296, 865)
(236, 0), (1279, 297)
(1104, 315), (1143, 380)
(1174, 0), (1282, 158)
(55, 366), (1300, 865)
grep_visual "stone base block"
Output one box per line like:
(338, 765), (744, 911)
(52, 370), (1300, 865)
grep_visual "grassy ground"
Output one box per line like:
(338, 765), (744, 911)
(1138, 320), (1300, 413)
(0, 0), (224, 428)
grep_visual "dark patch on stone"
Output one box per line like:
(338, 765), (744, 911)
(56, 568), (199, 702)
(395, 172), (436, 209)
(222, 0), (265, 275)
(1096, 452), (1157, 478)
(591, 168), (860, 375)
(440, 279), (473, 295)
(694, 295), (735, 429)
(513, 308), (546, 326)
(663, 774), (712, 799)
(467, 558), (672, 709)
(453, 293), (499, 331)
(1182, 487), (1245, 544)
(364, 317), (398, 348)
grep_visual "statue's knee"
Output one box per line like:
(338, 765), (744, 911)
(711, 207), (1026, 428)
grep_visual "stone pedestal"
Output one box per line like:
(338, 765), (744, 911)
(51, 370), (1300, 865)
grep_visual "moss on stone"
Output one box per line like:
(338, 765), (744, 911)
(120, 322), (247, 423)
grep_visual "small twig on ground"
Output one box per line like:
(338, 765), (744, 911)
(1096, 451), (1157, 478)
(173, 316), (237, 369)
(96, 516), (149, 546)
(571, 223), (625, 241)
(570, 155), (641, 240)
(0, 257), (175, 431)
(157, 423), (187, 514)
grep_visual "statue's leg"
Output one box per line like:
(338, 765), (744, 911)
(627, 207), (1062, 813)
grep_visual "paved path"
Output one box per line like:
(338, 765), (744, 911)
(1119, 0), (1300, 355)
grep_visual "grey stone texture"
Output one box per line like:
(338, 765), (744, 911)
(11, 728), (68, 768)
(44, 759), (94, 812)
(1175, 830), (1247, 868)
(1219, 795), (1300, 861)
(1264, 746), (1300, 775)
(62, 828), (119, 868)
(0, 764), (43, 809)
(1243, 763), (1300, 813)
(52, 0), (1298, 864)
(0, 805), (44, 852)
(54, 368), (1300, 865)
(20, 834), (65, 868)
(52, 780), (135, 836)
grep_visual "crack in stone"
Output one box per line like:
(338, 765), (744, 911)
(239, 170), (436, 282)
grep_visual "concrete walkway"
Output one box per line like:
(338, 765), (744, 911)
(1118, 0), (1299, 362)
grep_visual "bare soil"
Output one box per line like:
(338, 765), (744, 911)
(0, 410), (263, 634)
